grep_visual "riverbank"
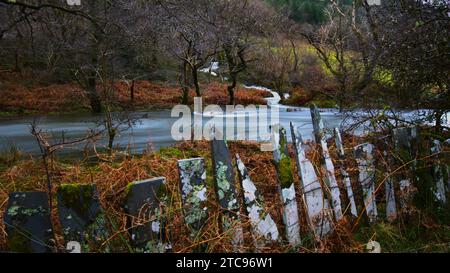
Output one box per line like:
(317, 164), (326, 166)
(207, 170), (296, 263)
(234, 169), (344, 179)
(0, 72), (269, 117)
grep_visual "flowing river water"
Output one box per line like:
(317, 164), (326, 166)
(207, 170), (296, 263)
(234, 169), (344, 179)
(0, 85), (446, 156)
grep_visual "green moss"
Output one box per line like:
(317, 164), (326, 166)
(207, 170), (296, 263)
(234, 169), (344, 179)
(124, 182), (134, 199)
(58, 184), (112, 253)
(58, 183), (95, 217)
(158, 147), (184, 158)
(276, 129), (294, 189)
(277, 156), (294, 189)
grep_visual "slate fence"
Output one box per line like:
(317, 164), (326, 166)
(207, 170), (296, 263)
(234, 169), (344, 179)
(3, 105), (449, 253)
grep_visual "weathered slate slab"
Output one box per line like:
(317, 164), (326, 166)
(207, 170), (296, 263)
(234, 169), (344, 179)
(431, 140), (447, 204)
(392, 127), (417, 211)
(354, 143), (378, 222)
(236, 154), (279, 251)
(382, 140), (397, 222)
(310, 105), (343, 220)
(334, 128), (358, 217)
(57, 184), (110, 253)
(385, 167), (397, 222)
(211, 139), (244, 252)
(125, 177), (172, 253)
(177, 158), (209, 245)
(291, 123), (332, 238)
(272, 125), (301, 246)
(4, 192), (54, 253)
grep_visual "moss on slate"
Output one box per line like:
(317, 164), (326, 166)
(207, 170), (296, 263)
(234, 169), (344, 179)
(58, 183), (95, 217)
(277, 156), (294, 189)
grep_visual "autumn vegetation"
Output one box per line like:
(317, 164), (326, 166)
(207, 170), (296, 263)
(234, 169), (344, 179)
(0, 0), (449, 253)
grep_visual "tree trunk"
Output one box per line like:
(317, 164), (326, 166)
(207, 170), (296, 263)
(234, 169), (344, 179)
(192, 67), (201, 97)
(224, 47), (238, 106)
(228, 75), (237, 105)
(108, 129), (116, 154)
(435, 110), (443, 133)
(87, 76), (102, 113)
(181, 61), (190, 105)
(290, 39), (299, 73)
(87, 0), (102, 114)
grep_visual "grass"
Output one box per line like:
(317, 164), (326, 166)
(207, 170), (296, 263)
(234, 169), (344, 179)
(0, 145), (21, 172)
(354, 220), (450, 253)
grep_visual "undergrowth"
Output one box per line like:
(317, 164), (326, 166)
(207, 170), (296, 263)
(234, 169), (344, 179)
(0, 137), (448, 253)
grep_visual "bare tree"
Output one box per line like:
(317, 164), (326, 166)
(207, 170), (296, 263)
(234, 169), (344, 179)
(30, 119), (103, 210)
(209, 0), (275, 105)
(377, 0), (450, 132)
(302, 0), (382, 111)
(156, 0), (218, 104)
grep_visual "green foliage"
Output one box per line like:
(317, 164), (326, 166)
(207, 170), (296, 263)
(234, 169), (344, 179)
(266, 0), (330, 24)
(306, 100), (337, 109)
(158, 147), (185, 158)
(266, 0), (354, 24)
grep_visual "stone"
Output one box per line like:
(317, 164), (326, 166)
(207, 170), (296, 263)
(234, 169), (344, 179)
(291, 123), (332, 238)
(272, 125), (301, 246)
(125, 177), (172, 253)
(57, 184), (110, 253)
(177, 158), (209, 250)
(354, 143), (378, 222)
(392, 127), (419, 211)
(431, 140), (447, 204)
(236, 154), (279, 251)
(211, 138), (244, 252)
(310, 104), (343, 220)
(381, 140), (397, 222)
(334, 128), (358, 217)
(4, 192), (54, 253)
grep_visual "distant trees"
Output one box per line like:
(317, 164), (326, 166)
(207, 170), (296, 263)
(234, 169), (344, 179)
(157, 0), (275, 105)
(211, 0), (275, 105)
(266, 0), (339, 24)
(157, 0), (218, 104)
(298, 0), (449, 129)
(301, 1), (382, 111)
(1, 0), (448, 131)
(377, 0), (450, 131)
(0, 0), (160, 112)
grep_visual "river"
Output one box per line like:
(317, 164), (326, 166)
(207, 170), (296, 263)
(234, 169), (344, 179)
(0, 86), (445, 156)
